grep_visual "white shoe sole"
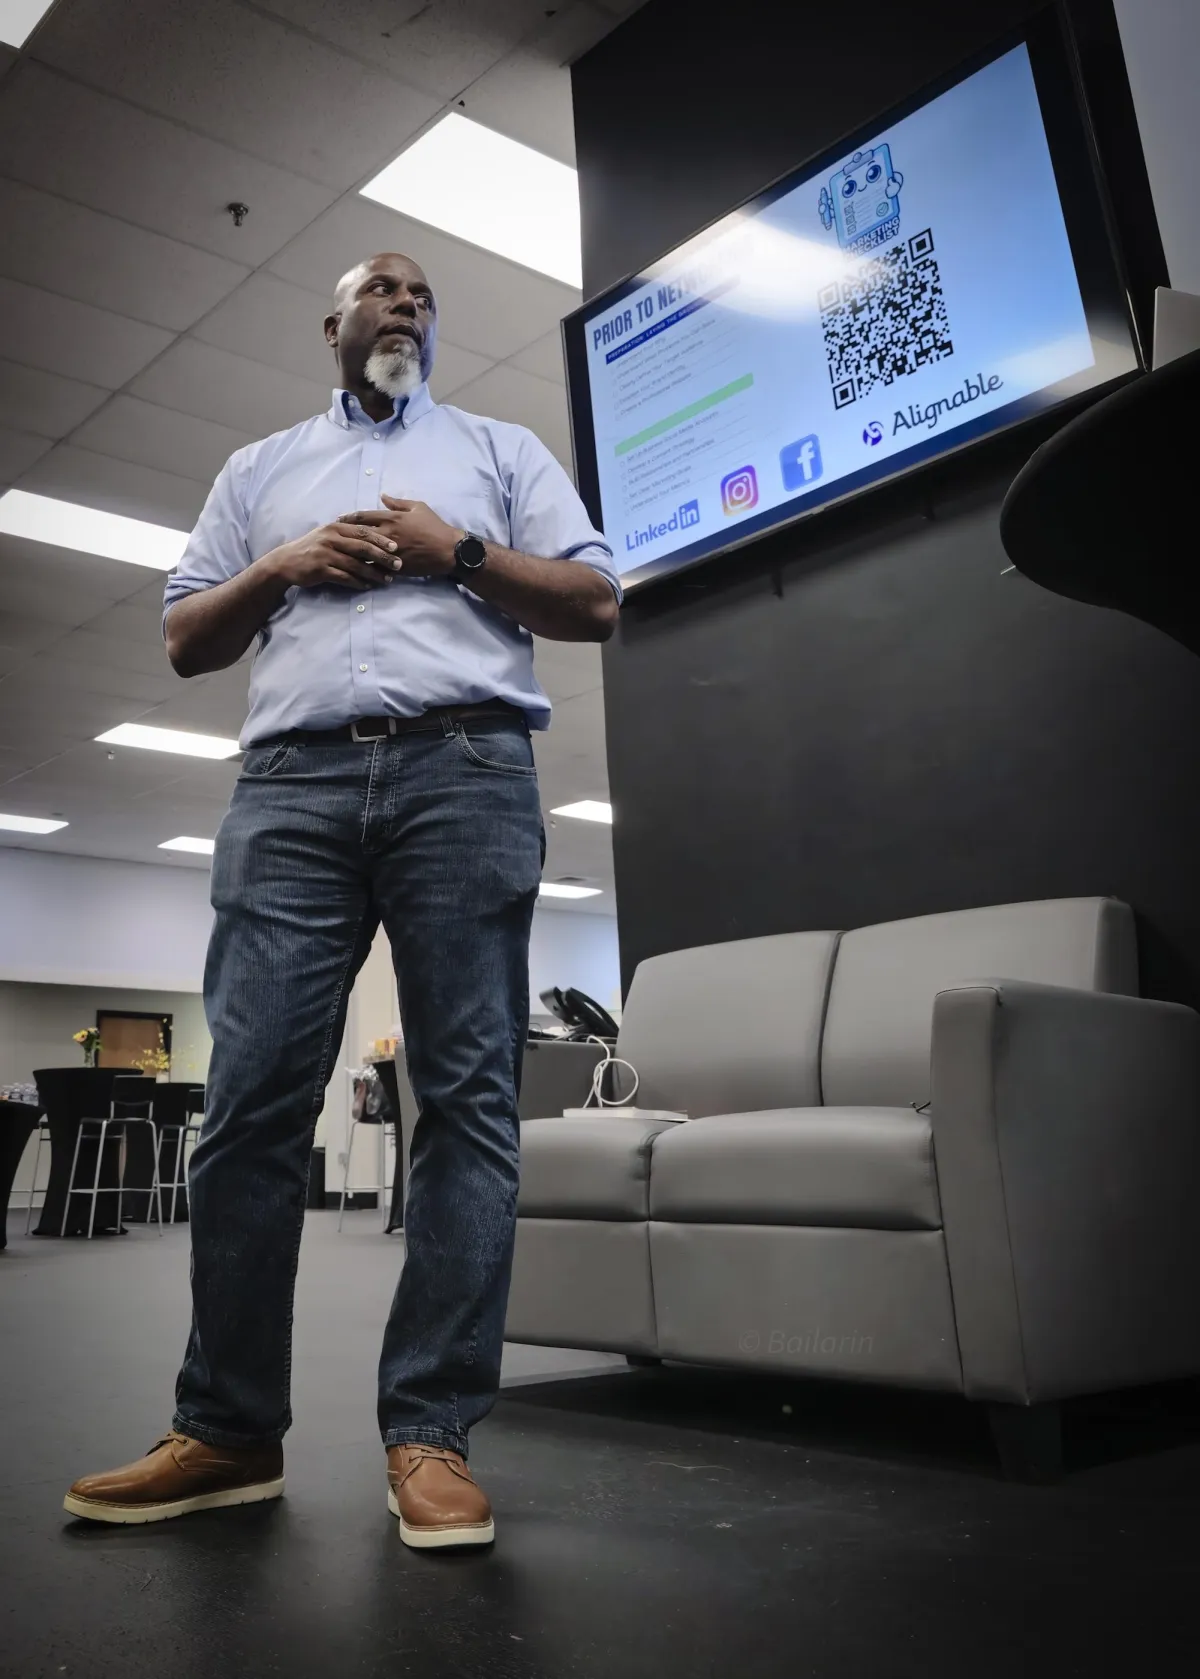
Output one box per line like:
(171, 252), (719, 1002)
(387, 1485), (495, 1549)
(63, 1476), (285, 1525)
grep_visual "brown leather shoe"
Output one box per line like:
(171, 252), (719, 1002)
(64, 1430), (284, 1525)
(386, 1444), (494, 1549)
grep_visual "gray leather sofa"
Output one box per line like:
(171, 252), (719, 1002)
(505, 898), (1200, 1468)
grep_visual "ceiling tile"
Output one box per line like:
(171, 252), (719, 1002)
(128, 339), (331, 438)
(141, 672), (253, 736)
(53, 627), (179, 682)
(448, 363), (573, 467)
(192, 272), (335, 385)
(508, 330), (566, 384)
(71, 396), (255, 485)
(0, 357), (110, 440)
(44, 658), (180, 706)
(428, 340), (495, 401)
(257, 0), (549, 99)
(269, 198), (580, 360)
(33, 0), (443, 191)
(16, 443), (208, 528)
(0, 534), (160, 620)
(0, 675), (149, 741)
(0, 179), (251, 333)
(0, 424), (53, 482)
(83, 599), (171, 641)
(463, 2), (612, 166)
(0, 62), (339, 267)
(0, 277), (174, 388)
(0, 610), (67, 655)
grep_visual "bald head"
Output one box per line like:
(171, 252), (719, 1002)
(324, 251), (437, 392)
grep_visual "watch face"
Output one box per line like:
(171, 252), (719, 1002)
(456, 533), (487, 570)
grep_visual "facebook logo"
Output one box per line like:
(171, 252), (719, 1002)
(780, 434), (823, 491)
(679, 498), (700, 528)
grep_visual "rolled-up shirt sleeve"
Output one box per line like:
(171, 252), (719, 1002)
(509, 429), (622, 602)
(162, 450), (254, 634)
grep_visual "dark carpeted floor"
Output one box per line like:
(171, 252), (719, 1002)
(2, 1210), (1197, 1677)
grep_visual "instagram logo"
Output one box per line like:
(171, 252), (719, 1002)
(720, 465), (759, 515)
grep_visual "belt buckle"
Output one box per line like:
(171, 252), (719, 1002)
(350, 718), (395, 742)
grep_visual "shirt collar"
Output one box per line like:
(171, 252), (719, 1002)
(329, 382), (435, 431)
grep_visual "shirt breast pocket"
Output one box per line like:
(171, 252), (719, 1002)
(422, 477), (510, 548)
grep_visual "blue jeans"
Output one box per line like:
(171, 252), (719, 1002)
(172, 712), (543, 1460)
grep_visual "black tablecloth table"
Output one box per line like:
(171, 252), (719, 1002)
(31, 1068), (133, 1236)
(0, 1099), (40, 1250)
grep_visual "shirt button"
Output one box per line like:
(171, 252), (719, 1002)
(356, 603), (366, 612)
(373, 431), (380, 439)
(359, 663), (369, 672)
(365, 467), (374, 476)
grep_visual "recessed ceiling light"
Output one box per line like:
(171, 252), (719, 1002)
(360, 113), (581, 288)
(96, 723), (240, 760)
(0, 812), (68, 835)
(0, 489), (189, 571)
(159, 836), (216, 856)
(551, 800), (613, 824)
(539, 882), (603, 900)
(0, 2), (56, 49)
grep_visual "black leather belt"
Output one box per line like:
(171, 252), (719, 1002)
(267, 701), (524, 747)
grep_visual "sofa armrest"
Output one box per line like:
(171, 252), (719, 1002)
(931, 980), (1200, 1403)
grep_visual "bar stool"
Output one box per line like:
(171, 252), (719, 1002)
(62, 1075), (164, 1239)
(338, 1069), (395, 1232)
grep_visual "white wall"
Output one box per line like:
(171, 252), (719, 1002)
(0, 849), (213, 991)
(1114, 0), (1200, 293)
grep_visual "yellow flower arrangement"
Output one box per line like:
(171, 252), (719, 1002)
(72, 1027), (102, 1066)
(131, 1030), (172, 1077)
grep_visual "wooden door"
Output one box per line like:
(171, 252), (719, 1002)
(96, 1012), (172, 1071)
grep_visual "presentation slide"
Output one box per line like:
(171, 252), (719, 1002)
(581, 44), (1098, 583)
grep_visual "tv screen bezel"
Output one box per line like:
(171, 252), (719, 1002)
(561, 5), (1143, 594)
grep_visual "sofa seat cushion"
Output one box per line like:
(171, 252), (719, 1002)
(518, 1115), (683, 1220)
(648, 1108), (942, 1230)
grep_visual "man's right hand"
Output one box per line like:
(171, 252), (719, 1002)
(261, 521), (403, 590)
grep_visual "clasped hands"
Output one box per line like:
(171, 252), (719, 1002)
(264, 496), (463, 592)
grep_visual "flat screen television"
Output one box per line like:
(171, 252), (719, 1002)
(562, 7), (1142, 592)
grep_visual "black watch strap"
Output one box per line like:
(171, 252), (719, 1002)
(454, 531), (488, 574)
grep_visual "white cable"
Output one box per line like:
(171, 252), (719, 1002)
(582, 1034), (639, 1107)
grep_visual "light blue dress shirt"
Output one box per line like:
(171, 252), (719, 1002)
(164, 383), (619, 746)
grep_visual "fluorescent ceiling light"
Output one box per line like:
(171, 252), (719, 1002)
(539, 882), (602, 900)
(0, 811), (67, 835)
(96, 723), (240, 760)
(0, 489), (189, 571)
(0, 2), (56, 49)
(159, 836), (216, 856)
(360, 113), (581, 288)
(551, 800), (613, 825)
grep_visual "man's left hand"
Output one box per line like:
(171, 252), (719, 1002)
(337, 495), (460, 577)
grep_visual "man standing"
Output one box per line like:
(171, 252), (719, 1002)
(64, 252), (619, 1548)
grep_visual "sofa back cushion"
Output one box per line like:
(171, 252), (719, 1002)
(820, 897), (1137, 1108)
(616, 931), (840, 1118)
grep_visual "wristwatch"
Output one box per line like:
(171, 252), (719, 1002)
(453, 531), (488, 578)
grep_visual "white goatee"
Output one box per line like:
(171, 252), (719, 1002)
(364, 342), (423, 401)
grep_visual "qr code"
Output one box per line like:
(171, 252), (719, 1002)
(818, 228), (953, 409)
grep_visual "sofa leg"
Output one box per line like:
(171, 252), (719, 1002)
(625, 1355), (663, 1368)
(986, 1401), (1063, 1482)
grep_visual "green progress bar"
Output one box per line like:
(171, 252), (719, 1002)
(615, 373), (753, 456)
